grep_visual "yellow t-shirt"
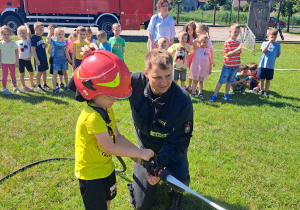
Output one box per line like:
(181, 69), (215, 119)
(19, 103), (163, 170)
(75, 105), (116, 180)
(0, 40), (18, 64)
(72, 40), (89, 60)
(168, 43), (191, 70)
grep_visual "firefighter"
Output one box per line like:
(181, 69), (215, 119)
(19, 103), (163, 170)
(80, 46), (194, 210)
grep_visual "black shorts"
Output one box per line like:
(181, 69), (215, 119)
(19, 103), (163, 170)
(257, 68), (274, 80)
(35, 60), (49, 72)
(49, 57), (63, 76)
(19, 59), (33, 73)
(75, 59), (82, 69)
(78, 170), (117, 209)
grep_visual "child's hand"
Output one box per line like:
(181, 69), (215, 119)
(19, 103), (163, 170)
(44, 43), (48, 48)
(35, 59), (40, 66)
(209, 69), (212, 75)
(72, 63), (76, 69)
(212, 61), (215, 67)
(139, 149), (154, 161)
(15, 62), (19, 68)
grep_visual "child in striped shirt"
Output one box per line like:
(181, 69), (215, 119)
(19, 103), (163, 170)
(209, 24), (242, 102)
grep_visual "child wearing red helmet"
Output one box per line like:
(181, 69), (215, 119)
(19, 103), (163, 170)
(68, 50), (154, 209)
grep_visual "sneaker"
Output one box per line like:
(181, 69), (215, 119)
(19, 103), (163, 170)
(248, 89), (254, 93)
(53, 88), (62, 94)
(209, 95), (217, 102)
(35, 85), (44, 92)
(258, 90), (264, 95)
(241, 90), (246, 96)
(188, 85), (192, 91)
(65, 86), (70, 91)
(264, 91), (269, 97)
(2, 88), (12, 95)
(43, 84), (51, 91)
(168, 191), (183, 210)
(23, 86), (32, 92)
(56, 83), (59, 89)
(223, 94), (232, 101)
(230, 91), (235, 95)
(191, 94), (195, 98)
(60, 83), (65, 89)
(198, 94), (204, 100)
(13, 87), (21, 93)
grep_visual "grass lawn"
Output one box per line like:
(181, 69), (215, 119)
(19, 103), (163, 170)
(0, 39), (299, 209)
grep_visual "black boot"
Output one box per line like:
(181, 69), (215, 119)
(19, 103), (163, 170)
(168, 190), (183, 210)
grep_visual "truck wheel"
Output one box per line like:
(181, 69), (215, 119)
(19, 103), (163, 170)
(279, 24), (284, 30)
(2, 15), (23, 33)
(97, 17), (118, 36)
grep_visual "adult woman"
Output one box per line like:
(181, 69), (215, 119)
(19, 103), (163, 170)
(147, 0), (176, 51)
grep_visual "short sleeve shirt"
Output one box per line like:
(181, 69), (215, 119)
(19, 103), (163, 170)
(75, 105), (116, 180)
(259, 42), (281, 69)
(0, 41), (18, 64)
(72, 40), (90, 60)
(147, 13), (176, 43)
(99, 42), (111, 52)
(235, 73), (250, 89)
(109, 37), (125, 61)
(16, 39), (32, 59)
(31, 35), (47, 61)
(168, 43), (191, 70)
(223, 39), (241, 67)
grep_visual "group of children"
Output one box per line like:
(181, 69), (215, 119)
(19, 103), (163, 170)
(160, 22), (280, 101)
(0, 22), (125, 95)
(0, 21), (280, 99)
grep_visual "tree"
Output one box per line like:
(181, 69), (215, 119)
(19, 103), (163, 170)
(280, 0), (299, 32)
(172, 0), (184, 24)
(207, 0), (227, 25)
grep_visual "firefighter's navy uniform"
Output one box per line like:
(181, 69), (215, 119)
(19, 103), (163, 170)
(128, 72), (194, 210)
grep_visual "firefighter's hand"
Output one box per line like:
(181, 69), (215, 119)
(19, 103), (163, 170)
(81, 43), (99, 58)
(146, 170), (160, 185)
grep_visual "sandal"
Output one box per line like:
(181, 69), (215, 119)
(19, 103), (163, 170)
(23, 86), (33, 91)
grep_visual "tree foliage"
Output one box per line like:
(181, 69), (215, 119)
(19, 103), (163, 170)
(280, 0), (299, 31)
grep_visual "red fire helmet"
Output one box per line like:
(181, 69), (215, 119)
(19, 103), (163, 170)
(73, 50), (132, 100)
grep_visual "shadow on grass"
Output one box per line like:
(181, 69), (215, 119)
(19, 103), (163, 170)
(0, 89), (75, 105)
(189, 89), (300, 111)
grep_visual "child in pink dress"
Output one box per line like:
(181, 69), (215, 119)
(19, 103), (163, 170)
(189, 35), (212, 100)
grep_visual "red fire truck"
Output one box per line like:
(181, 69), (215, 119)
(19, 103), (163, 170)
(0, 0), (154, 35)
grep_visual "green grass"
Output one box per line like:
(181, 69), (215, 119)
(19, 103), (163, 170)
(0, 40), (299, 209)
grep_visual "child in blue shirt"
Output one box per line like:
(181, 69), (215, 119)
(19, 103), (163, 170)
(48, 28), (72, 93)
(257, 28), (281, 97)
(97, 30), (111, 52)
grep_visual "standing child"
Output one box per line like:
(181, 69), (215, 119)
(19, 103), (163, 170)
(189, 35), (212, 99)
(0, 26), (20, 95)
(48, 28), (72, 93)
(85, 27), (98, 44)
(31, 21), (50, 91)
(66, 30), (78, 63)
(257, 28), (281, 97)
(97, 30), (111, 52)
(157, 37), (169, 50)
(72, 26), (89, 69)
(185, 21), (197, 91)
(46, 24), (64, 89)
(168, 30), (191, 89)
(247, 62), (260, 92)
(109, 23), (125, 62)
(209, 24), (242, 102)
(16, 23), (35, 91)
(68, 50), (154, 209)
(230, 64), (250, 95)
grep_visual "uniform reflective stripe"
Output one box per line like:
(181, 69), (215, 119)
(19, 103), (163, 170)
(150, 131), (168, 138)
(96, 72), (120, 88)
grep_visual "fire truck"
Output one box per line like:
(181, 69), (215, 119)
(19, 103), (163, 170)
(0, 0), (154, 35)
